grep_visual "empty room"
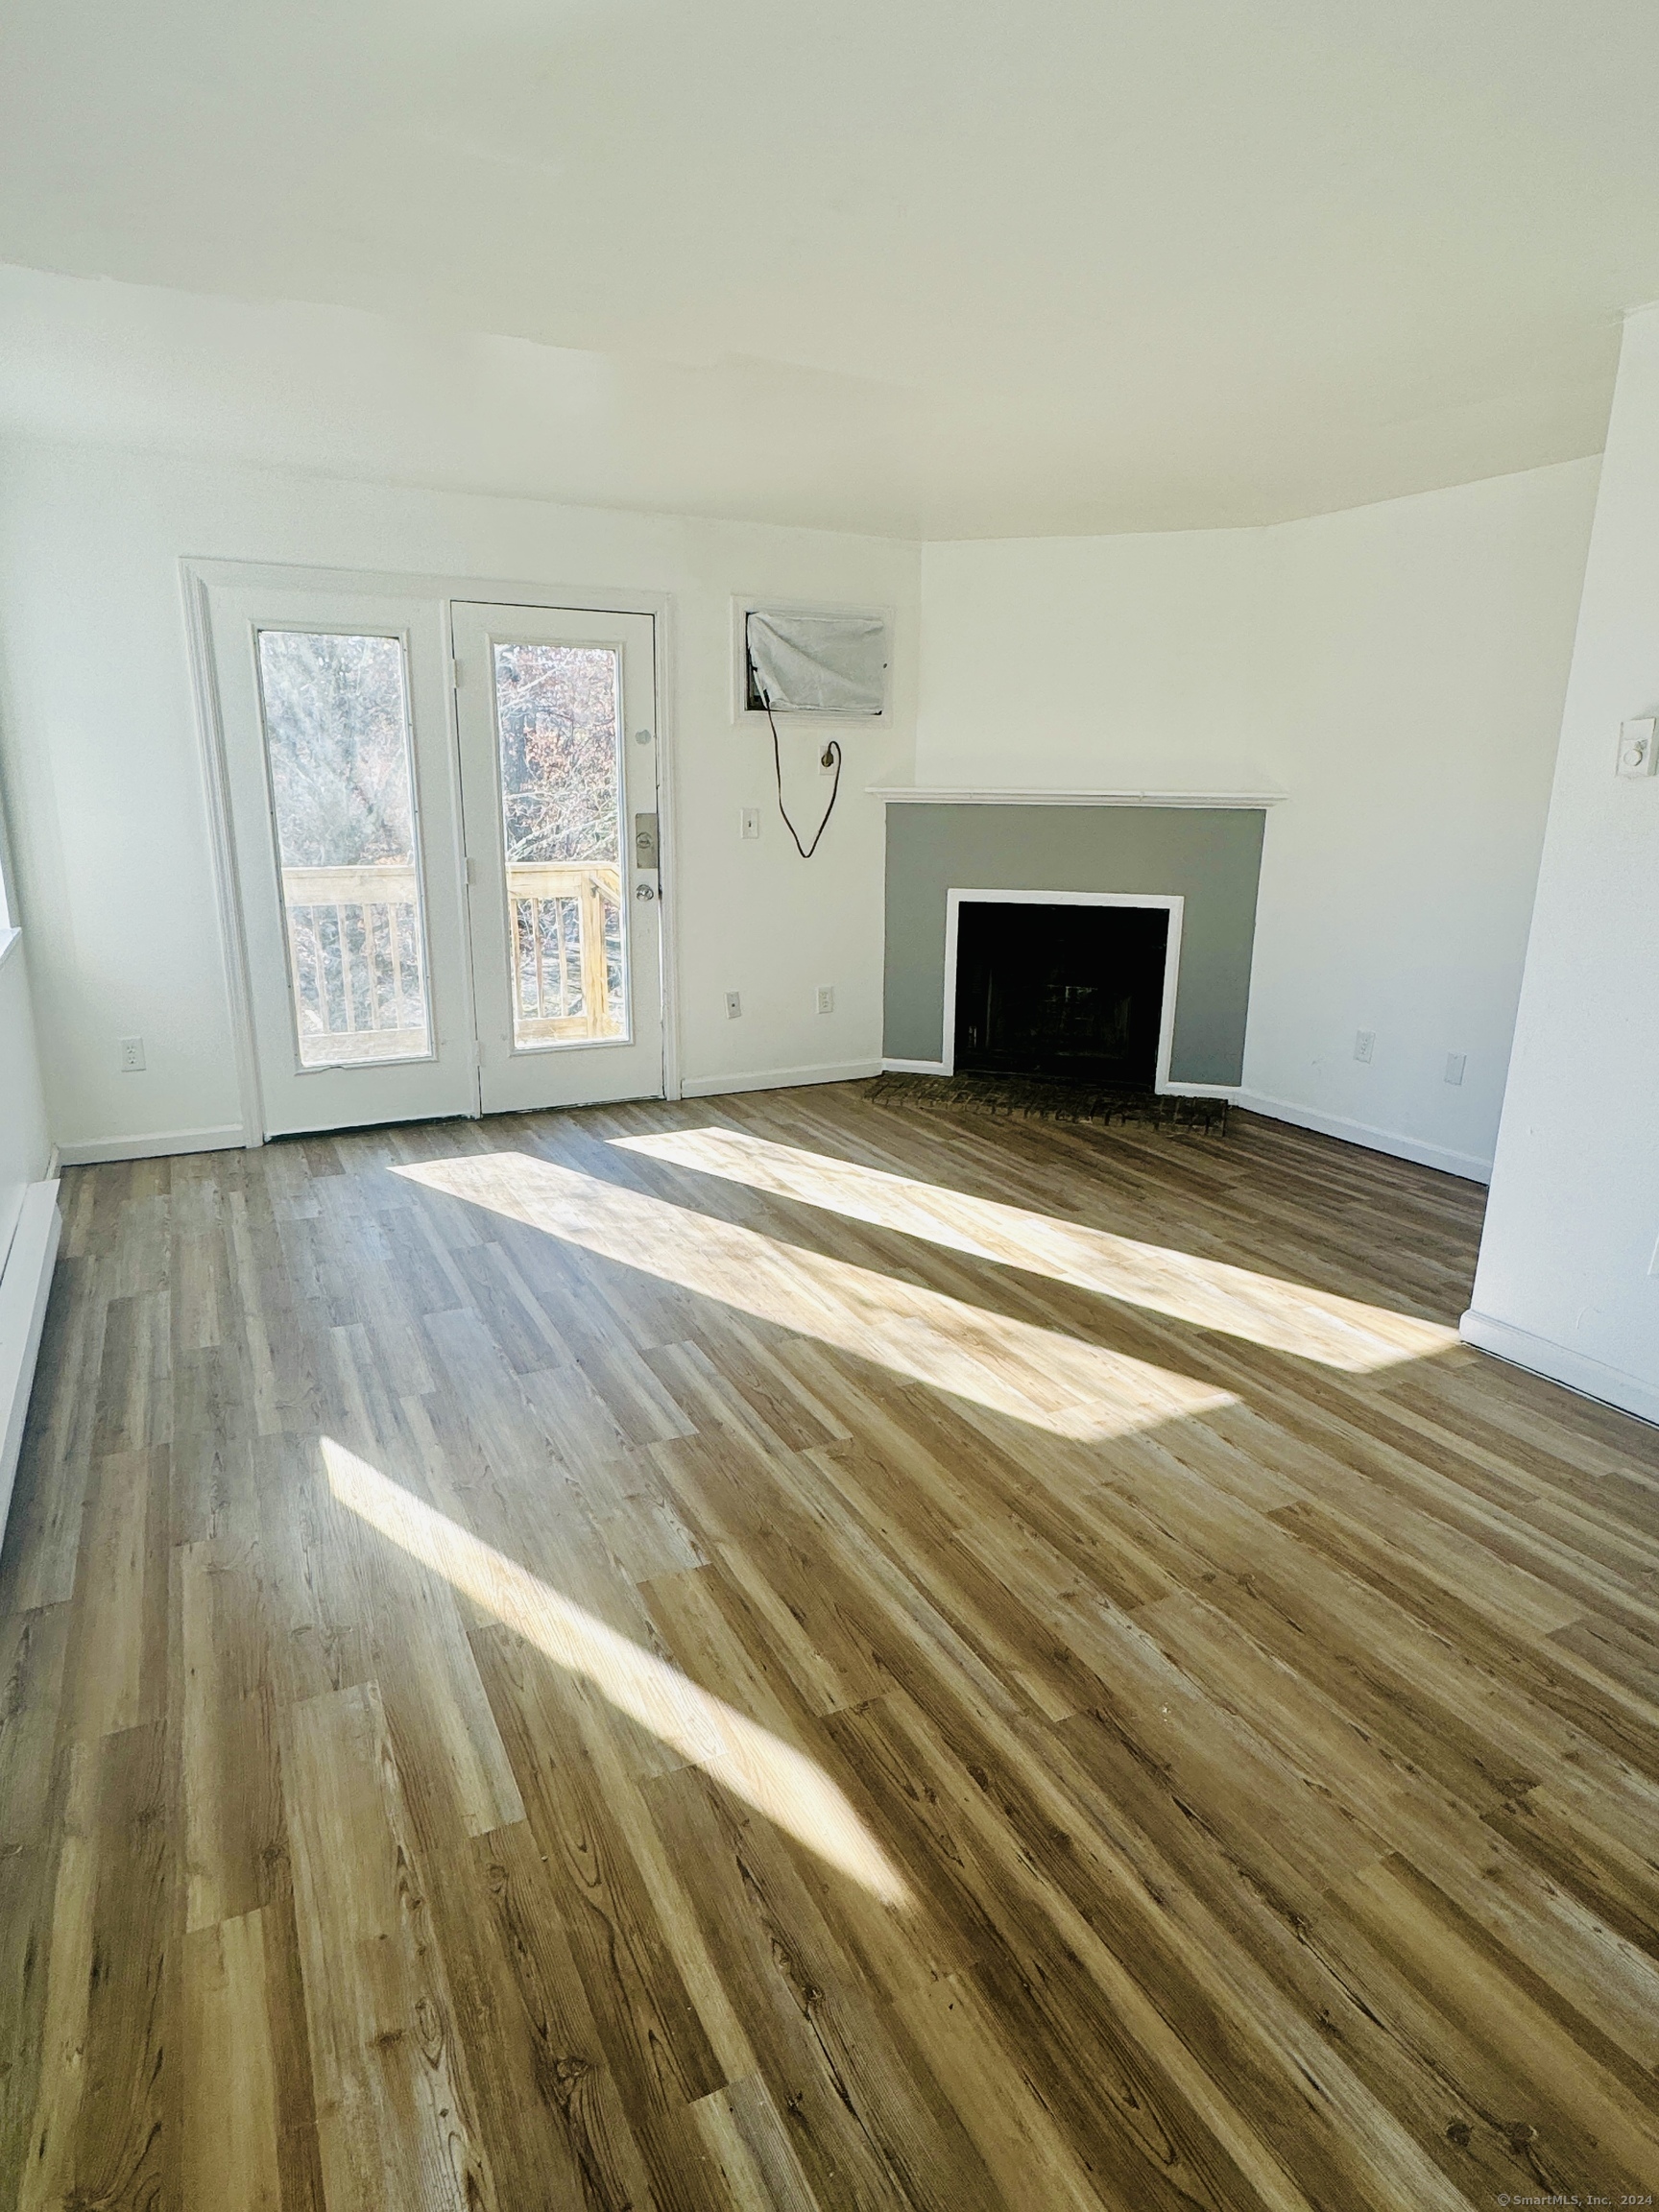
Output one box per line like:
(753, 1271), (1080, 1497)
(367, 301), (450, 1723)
(2, 5), (1658, 2206)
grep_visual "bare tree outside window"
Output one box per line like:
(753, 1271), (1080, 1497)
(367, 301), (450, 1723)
(492, 642), (627, 1046)
(256, 630), (431, 1062)
(259, 631), (415, 867)
(494, 644), (622, 863)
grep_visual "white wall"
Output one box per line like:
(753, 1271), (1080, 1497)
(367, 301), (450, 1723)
(0, 439), (918, 1156)
(1465, 310), (1659, 1420)
(915, 525), (1279, 793)
(1249, 467), (1599, 1176)
(917, 457), (1599, 1179)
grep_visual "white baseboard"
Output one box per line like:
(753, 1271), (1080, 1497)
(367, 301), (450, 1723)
(879, 1057), (949, 1075)
(679, 1061), (881, 1100)
(1234, 1090), (1493, 1185)
(0, 1179), (61, 1550)
(1458, 1309), (1659, 1429)
(56, 1123), (247, 1166)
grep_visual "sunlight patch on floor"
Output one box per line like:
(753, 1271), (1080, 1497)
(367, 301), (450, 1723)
(391, 1150), (1238, 1440)
(612, 1125), (1458, 1373)
(323, 1437), (910, 1905)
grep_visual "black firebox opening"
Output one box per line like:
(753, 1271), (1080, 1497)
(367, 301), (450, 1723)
(952, 900), (1169, 1091)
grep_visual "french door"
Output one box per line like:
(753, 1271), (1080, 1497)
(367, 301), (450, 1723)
(204, 576), (664, 1139)
(453, 603), (662, 1115)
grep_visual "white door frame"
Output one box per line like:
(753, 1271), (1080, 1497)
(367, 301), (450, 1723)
(914, 887), (1220, 1095)
(181, 558), (684, 1144)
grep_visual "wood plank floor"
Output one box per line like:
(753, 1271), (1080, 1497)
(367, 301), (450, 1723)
(2, 1087), (1657, 2211)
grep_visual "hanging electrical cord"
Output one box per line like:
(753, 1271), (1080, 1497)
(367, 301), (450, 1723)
(758, 673), (842, 859)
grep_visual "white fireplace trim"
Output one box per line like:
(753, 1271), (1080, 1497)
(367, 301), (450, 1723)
(868, 786), (1285, 808)
(880, 887), (1235, 1097)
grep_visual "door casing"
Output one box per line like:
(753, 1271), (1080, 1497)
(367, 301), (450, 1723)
(183, 559), (683, 1143)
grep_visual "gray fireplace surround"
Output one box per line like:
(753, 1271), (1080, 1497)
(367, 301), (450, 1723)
(881, 800), (1269, 1089)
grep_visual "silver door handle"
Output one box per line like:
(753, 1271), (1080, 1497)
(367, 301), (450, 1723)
(636, 883), (657, 901)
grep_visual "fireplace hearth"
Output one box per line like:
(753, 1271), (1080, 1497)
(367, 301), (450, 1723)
(951, 898), (1170, 1091)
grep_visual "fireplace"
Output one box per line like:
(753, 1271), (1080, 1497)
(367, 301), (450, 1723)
(950, 895), (1174, 1091)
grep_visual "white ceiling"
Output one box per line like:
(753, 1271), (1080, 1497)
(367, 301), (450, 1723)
(2, 0), (1655, 537)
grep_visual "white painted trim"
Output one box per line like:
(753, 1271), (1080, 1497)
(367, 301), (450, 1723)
(57, 1125), (247, 1166)
(436, 594), (485, 1118)
(680, 1060), (881, 1099)
(180, 564), (265, 1147)
(879, 1056), (949, 1076)
(0, 1179), (60, 1553)
(1235, 1090), (1493, 1184)
(1458, 1310), (1659, 1429)
(0, 926), (20, 974)
(870, 786), (1285, 808)
(651, 598), (685, 1103)
(45, 1145), (60, 1181)
(941, 888), (1186, 1093)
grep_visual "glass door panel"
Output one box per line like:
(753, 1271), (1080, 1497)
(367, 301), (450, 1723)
(453, 602), (663, 1115)
(493, 640), (629, 1049)
(255, 630), (434, 1068)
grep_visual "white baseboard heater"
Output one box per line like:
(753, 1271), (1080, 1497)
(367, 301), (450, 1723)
(0, 1180), (61, 1551)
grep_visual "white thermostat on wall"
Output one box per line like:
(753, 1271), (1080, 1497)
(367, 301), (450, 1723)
(1617, 716), (1658, 777)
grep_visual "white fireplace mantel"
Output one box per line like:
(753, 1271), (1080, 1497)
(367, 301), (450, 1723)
(867, 784), (1286, 808)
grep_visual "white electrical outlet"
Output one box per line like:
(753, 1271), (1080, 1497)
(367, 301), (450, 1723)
(1444, 1052), (1466, 1087)
(739, 807), (760, 840)
(119, 1035), (146, 1072)
(1354, 1030), (1375, 1064)
(816, 985), (834, 1015)
(725, 991), (742, 1020)
(1618, 717), (1658, 778)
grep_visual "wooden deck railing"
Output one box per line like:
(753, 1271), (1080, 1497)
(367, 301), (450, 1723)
(280, 862), (427, 1063)
(279, 858), (623, 1059)
(504, 860), (624, 1043)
